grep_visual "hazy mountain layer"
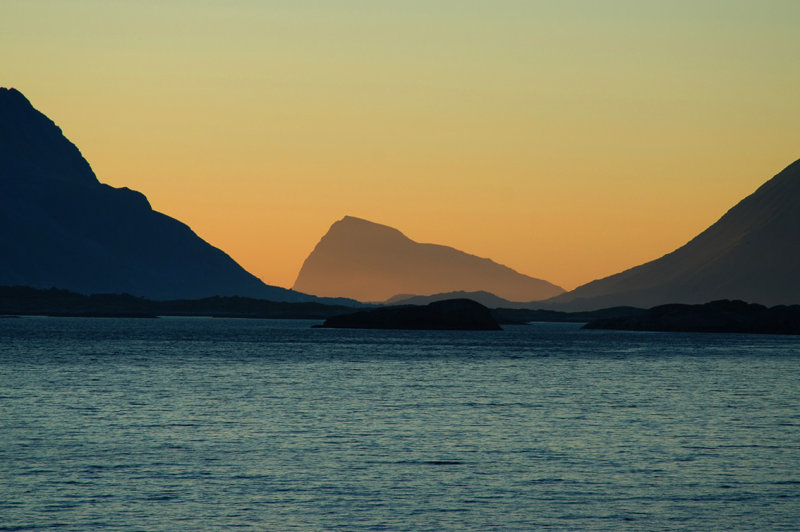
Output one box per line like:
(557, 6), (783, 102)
(0, 87), (321, 301)
(547, 159), (800, 310)
(386, 290), (539, 309)
(293, 216), (564, 302)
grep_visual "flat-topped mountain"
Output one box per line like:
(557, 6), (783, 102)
(0, 87), (323, 302)
(547, 159), (800, 310)
(293, 216), (565, 303)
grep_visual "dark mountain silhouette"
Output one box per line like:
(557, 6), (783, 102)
(292, 216), (565, 303)
(583, 300), (800, 335)
(547, 159), (800, 310)
(0, 286), (360, 319)
(0, 87), (343, 302)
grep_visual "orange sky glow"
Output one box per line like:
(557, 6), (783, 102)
(3, 1), (799, 290)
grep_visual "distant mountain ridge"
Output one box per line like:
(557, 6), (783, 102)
(292, 216), (565, 303)
(547, 158), (800, 310)
(0, 285), (360, 319)
(0, 87), (344, 302)
(386, 290), (540, 309)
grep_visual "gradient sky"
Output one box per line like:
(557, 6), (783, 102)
(3, 1), (798, 291)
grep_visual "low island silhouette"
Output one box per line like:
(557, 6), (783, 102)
(315, 299), (502, 331)
(583, 300), (800, 335)
(2, 287), (800, 335)
(0, 286), (361, 319)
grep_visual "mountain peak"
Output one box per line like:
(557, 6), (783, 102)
(326, 215), (409, 242)
(0, 89), (327, 302)
(293, 216), (564, 302)
(341, 215), (368, 223)
(0, 87), (30, 105)
(335, 215), (391, 228)
(0, 87), (97, 186)
(334, 215), (406, 232)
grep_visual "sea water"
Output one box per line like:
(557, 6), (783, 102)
(1, 317), (798, 530)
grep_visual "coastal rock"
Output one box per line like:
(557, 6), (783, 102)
(317, 299), (502, 330)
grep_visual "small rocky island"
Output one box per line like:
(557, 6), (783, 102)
(316, 299), (502, 330)
(583, 300), (800, 335)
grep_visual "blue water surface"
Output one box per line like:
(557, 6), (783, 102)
(1, 317), (798, 530)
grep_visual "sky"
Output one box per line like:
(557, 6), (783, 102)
(2, 1), (799, 291)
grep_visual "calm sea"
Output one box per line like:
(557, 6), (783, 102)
(1, 317), (798, 530)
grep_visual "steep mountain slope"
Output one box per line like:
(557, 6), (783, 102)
(0, 87), (317, 301)
(547, 159), (800, 310)
(292, 216), (564, 302)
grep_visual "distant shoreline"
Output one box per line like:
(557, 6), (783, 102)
(3, 286), (799, 336)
